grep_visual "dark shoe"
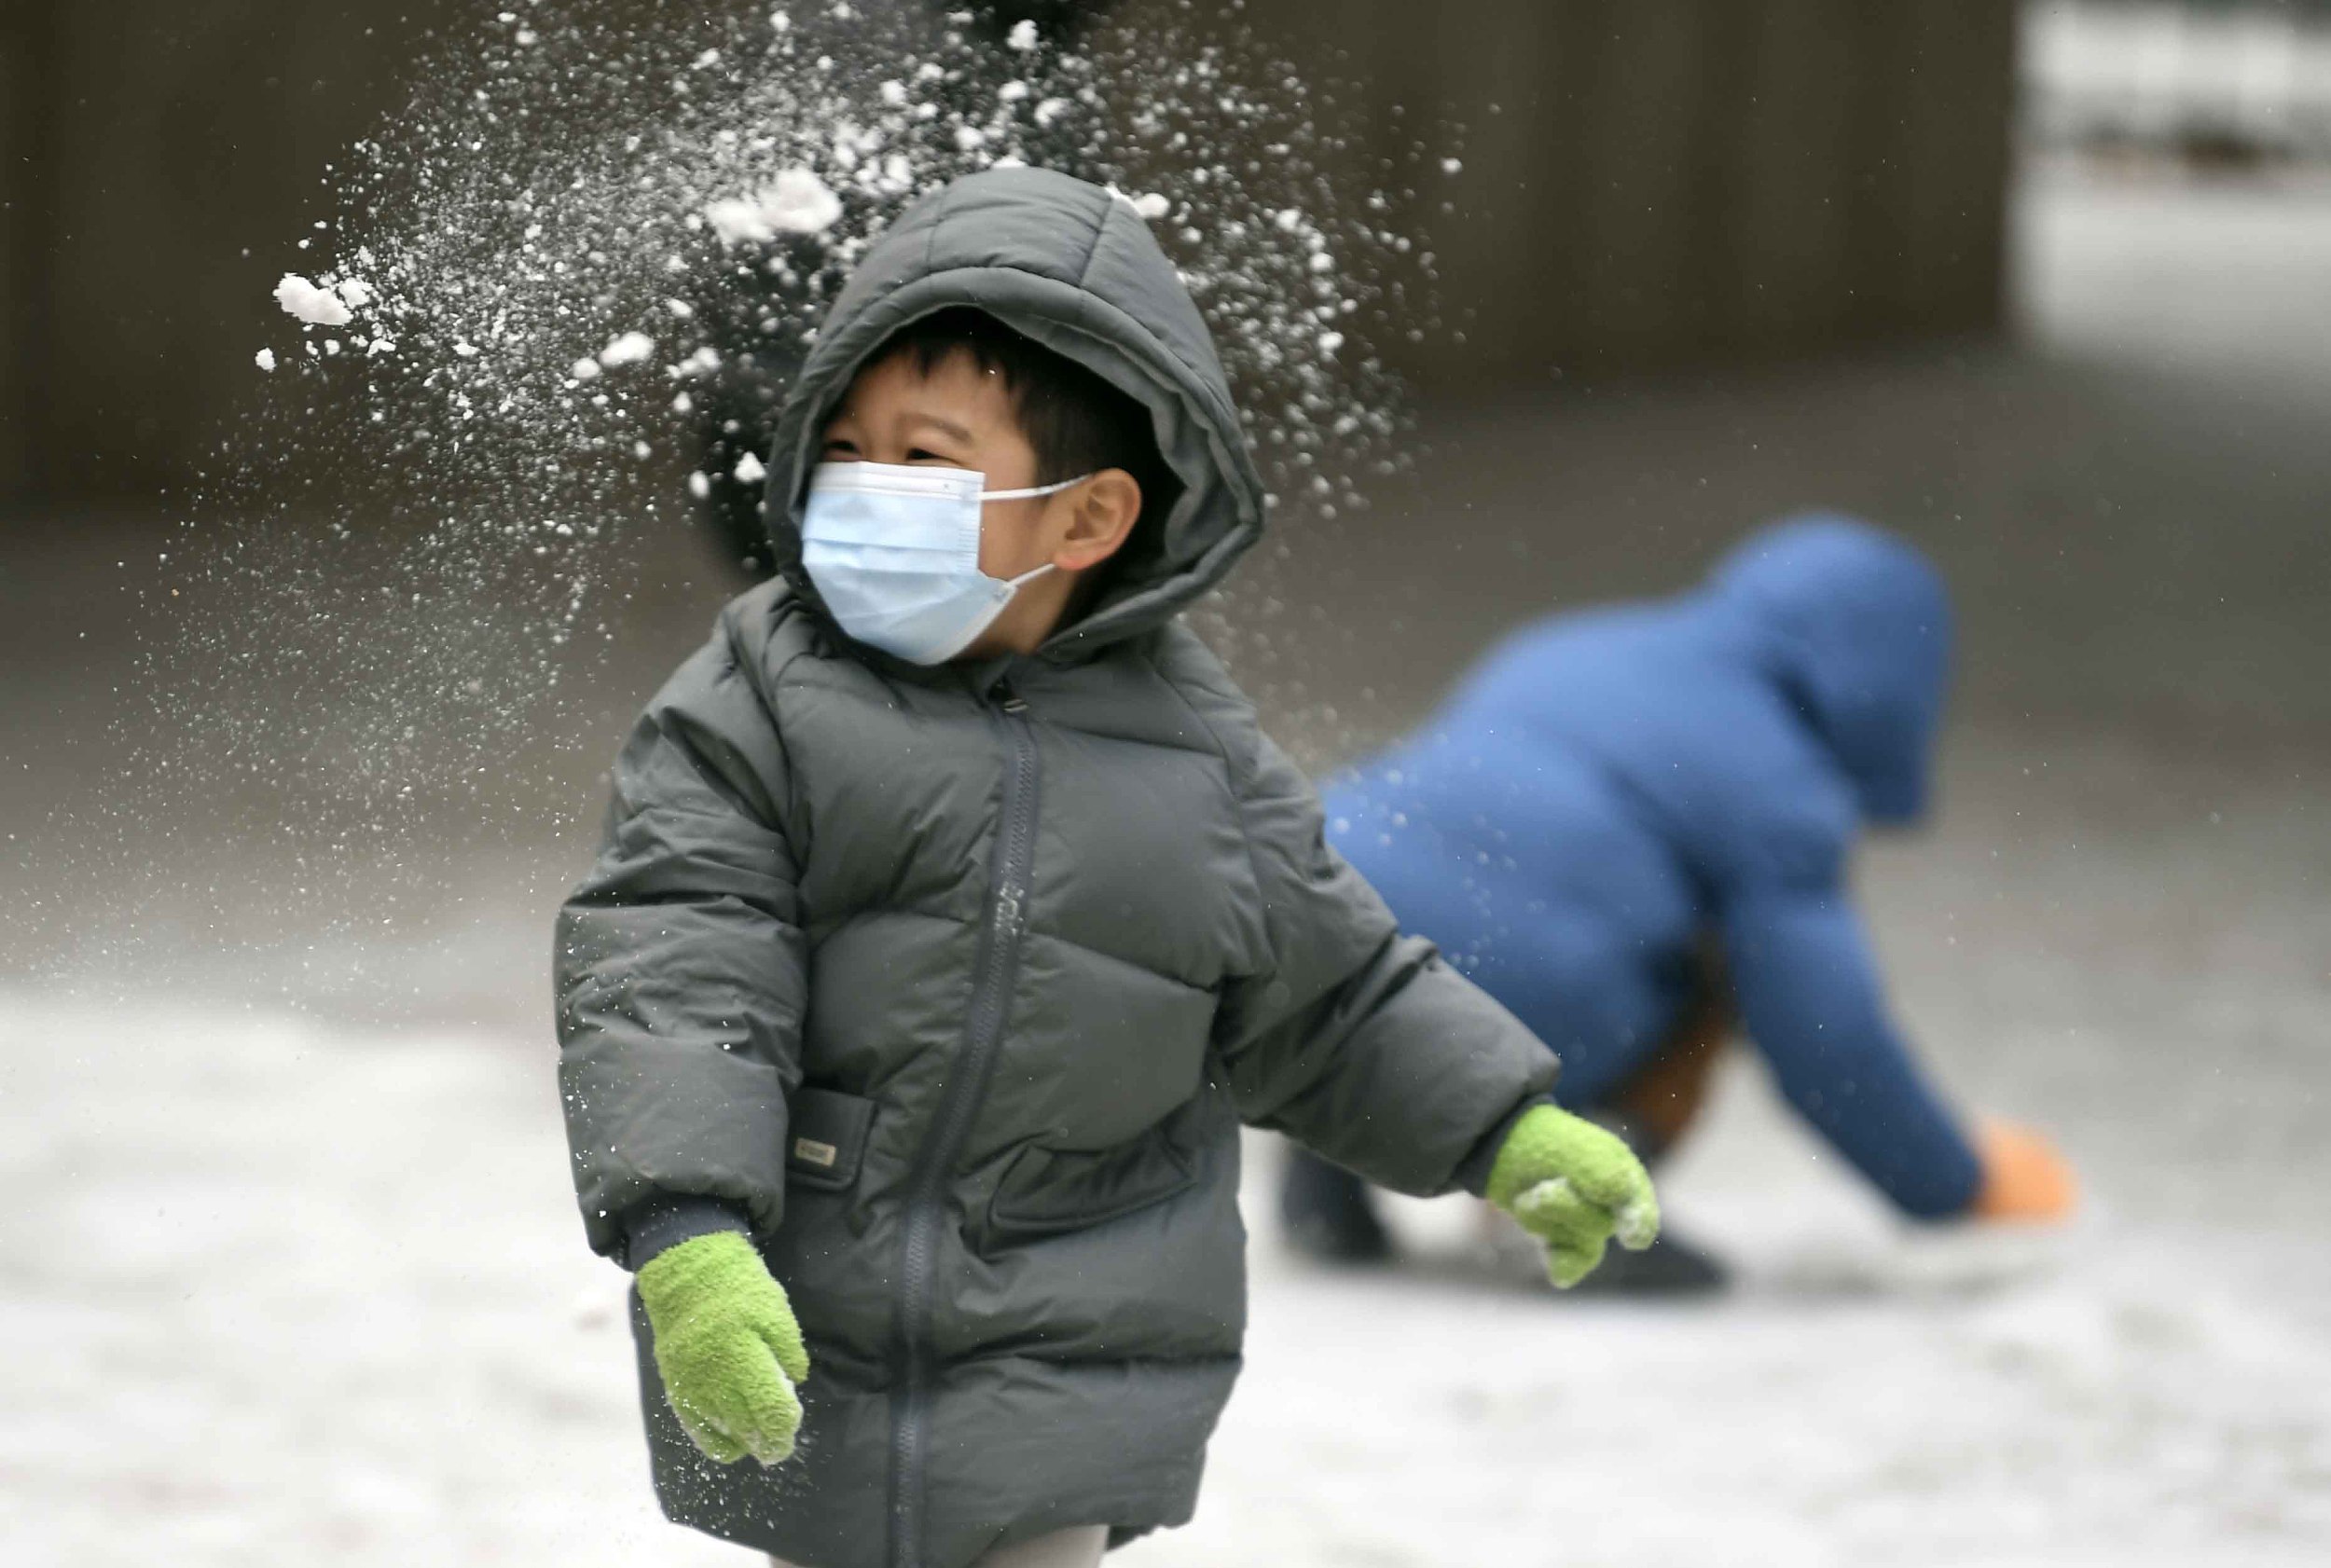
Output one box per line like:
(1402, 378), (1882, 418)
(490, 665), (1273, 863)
(1565, 1226), (1729, 1297)
(1278, 1149), (1393, 1264)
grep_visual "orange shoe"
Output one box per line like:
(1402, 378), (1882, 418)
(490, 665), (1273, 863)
(1971, 1118), (2078, 1223)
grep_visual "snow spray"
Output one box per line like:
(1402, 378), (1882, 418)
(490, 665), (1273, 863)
(90, 0), (1468, 1010)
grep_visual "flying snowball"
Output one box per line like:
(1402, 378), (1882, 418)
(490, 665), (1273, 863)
(274, 273), (352, 327)
(705, 168), (844, 245)
(597, 331), (657, 370)
(1109, 186), (1171, 222)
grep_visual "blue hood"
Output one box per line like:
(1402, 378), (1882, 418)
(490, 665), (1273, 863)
(1709, 516), (1953, 823)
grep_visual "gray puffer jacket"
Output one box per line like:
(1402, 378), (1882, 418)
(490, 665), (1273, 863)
(554, 168), (1556, 1568)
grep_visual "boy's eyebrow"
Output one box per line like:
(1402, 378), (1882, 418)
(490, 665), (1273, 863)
(903, 412), (974, 444)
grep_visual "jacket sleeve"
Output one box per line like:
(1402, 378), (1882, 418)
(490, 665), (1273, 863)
(1210, 722), (1559, 1197)
(554, 614), (807, 1263)
(1720, 881), (1983, 1218)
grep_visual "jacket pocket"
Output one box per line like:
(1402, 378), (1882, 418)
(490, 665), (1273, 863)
(786, 1086), (876, 1193)
(986, 1118), (1198, 1242)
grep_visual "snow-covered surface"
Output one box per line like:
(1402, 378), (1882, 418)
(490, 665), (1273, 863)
(6, 810), (2327, 1567)
(7, 699), (2329, 1561)
(2014, 163), (2331, 390)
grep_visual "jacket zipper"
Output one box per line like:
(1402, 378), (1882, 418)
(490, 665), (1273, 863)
(889, 687), (1040, 1568)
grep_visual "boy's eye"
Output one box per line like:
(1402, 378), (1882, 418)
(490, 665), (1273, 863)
(821, 438), (859, 457)
(905, 447), (951, 463)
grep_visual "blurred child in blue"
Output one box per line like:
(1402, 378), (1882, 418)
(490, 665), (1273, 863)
(1281, 516), (2076, 1290)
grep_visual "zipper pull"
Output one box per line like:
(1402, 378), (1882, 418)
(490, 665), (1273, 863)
(996, 682), (1028, 715)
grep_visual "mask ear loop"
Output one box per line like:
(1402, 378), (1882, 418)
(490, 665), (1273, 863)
(976, 473), (1094, 597)
(978, 473), (1097, 502)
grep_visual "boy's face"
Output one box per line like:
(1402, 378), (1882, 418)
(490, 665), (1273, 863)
(817, 348), (1142, 660)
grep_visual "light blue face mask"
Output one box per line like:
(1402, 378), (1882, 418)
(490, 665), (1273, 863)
(800, 460), (1093, 666)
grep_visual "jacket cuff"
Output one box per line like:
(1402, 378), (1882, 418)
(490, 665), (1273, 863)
(620, 1193), (754, 1271)
(1454, 1094), (1556, 1198)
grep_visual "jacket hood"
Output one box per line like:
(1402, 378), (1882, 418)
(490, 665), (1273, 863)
(1708, 515), (1953, 823)
(760, 167), (1267, 662)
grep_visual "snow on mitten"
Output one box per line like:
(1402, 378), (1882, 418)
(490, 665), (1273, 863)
(637, 1231), (810, 1465)
(1486, 1106), (1662, 1289)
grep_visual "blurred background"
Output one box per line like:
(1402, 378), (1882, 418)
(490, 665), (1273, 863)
(3, 2), (2327, 1563)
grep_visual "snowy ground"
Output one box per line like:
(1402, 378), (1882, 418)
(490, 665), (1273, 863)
(5, 167), (2329, 1562)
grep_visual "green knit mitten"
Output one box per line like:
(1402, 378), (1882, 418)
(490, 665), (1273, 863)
(636, 1231), (810, 1465)
(1486, 1106), (1662, 1288)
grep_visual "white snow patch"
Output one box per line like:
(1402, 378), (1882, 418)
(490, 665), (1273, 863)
(254, 348), (277, 373)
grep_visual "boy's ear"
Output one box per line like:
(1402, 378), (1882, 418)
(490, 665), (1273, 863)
(1053, 469), (1143, 573)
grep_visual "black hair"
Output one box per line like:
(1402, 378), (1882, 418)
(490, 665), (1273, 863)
(866, 306), (1176, 514)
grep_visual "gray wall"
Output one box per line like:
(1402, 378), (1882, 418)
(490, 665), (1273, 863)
(1150, 0), (2018, 391)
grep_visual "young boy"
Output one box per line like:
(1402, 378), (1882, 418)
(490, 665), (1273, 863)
(554, 167), (1657, 1568)
(1280, 517), (2078, 1287)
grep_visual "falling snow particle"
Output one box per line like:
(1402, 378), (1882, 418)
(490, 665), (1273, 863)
(1007, 19), (1039, 51)
(274, 273), (352, 326)
(704, 168), (844, 244)
(597, 331), (657, 370)
(255, 348), (277, 373)
(1110, 186), (1171, 221)
(733, 451), (767, 484)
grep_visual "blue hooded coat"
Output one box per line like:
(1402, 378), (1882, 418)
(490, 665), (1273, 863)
(1323, 516), (1983, 1217)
